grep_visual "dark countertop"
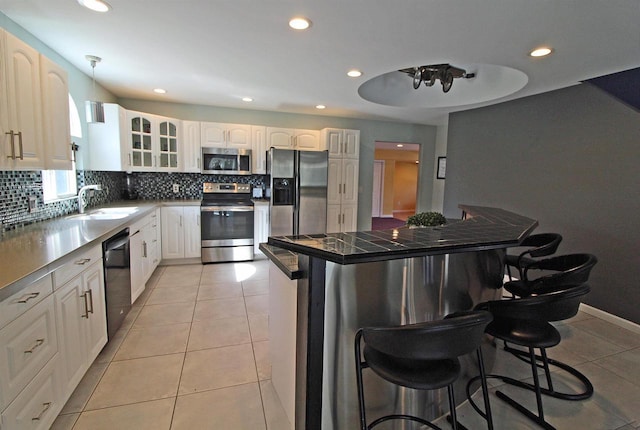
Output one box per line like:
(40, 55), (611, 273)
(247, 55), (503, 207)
(266, 205), (538, 265)
(259, 243), (303, 280)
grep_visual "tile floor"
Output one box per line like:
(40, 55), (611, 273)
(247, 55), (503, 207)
(51, 258), (640, 430)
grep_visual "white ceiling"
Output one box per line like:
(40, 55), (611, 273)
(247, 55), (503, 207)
(2, 0), (639, 126)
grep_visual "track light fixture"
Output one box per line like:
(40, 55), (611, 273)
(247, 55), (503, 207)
(399, 64), (475, 93)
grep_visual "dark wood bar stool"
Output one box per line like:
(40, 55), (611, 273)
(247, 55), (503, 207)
(505, 233), (563, 280)
(472, 284), (592, 430)
(504, 253), (597, 297)
(354, 310), (494, 430)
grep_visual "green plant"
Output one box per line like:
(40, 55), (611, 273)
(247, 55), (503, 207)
(406, 211), (447, 227)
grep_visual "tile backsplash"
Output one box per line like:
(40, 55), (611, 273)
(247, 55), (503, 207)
(1, 170), (267, 233)
(127, 172), (266, 200)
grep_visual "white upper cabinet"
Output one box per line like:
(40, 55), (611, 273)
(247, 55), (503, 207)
(89, 104), (182, 172)
(266, 127), (320, 150)
(40, 54), (72, 170)
(1, 30), (45, 170)
(201, 122), (251, 149)
(126, 111), (155, 171)
(321, 128), (360, 159)
(251, 125), (266, 174)
(157, 118), (180, 170)
(88, 103), (128, 171)
(182, 120), (201, 172)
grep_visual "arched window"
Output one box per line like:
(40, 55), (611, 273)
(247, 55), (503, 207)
(69, 93), (82, 138)
(42, 94), (80, 202)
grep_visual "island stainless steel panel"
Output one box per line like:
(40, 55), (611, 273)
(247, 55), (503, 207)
(318, 250), (505, 429)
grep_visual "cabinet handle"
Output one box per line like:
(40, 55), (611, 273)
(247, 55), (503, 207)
(75, 258), (91, 265)
(143, 241), (147, 258)
(31, 402), (51, 421)
(81, 292), (90, 318)
(24, 338), (45, 354)
(16, 131), (24, 160)
(16, 292), (40, 304)
(6, 130), (16, 159)
(197, 157), (201, 169)
(87, 289), (94, 314)
(128, 153), (132, 166)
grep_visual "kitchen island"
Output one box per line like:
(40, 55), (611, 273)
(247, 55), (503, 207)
(261, 205), (538, 430)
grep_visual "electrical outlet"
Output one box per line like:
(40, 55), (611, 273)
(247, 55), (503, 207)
(28, 196), (37, 213)
(173, 183), (180, 193)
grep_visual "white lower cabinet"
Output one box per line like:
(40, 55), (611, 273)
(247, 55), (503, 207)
(0, 294), (57, 412)
(254, 203), (269, 253)
(54, 258), (107, 399)
(130, 227), (145, 304)
(161, 206), (201, 260)
(327, 203), (358, 233)
(130, 211), (162, 304)
(0, 245), (107, 429)
(1, 353), (62, 430)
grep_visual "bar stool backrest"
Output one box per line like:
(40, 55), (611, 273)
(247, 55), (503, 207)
(479, 284), (590, 323)
(361, 310), (493, 361)
(519, 233), (563, 258)
(523, 253), (597, 294)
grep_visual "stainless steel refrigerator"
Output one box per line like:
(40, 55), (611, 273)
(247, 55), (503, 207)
(268, 148), (328, 236)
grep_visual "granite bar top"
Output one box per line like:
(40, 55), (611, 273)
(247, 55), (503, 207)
(267, 205), (537, 265)
(259, 243), (302, 280)
(0, 199), (200, 299)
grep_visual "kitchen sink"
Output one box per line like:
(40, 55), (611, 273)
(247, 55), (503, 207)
(66, 207), (139, 221)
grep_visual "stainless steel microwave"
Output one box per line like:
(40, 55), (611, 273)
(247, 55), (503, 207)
(201, 148), (252, 175)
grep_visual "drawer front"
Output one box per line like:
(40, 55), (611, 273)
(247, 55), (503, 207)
(53, 244), (102, 289)
(1, 354), (61, 430)
(0, 295), (58, 411)
(0, 274), (53, 330)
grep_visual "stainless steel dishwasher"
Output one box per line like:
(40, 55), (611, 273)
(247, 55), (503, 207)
(102, 228), (132, 339)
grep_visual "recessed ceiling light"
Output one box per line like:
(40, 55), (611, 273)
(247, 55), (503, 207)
(396, 144), (404, 148)
(153, 88), (166, 94)
(530, 47), (553, 57)
(315, 104), (326, 110)
(347, 69), (363, 78)
(242, 97), (253, 102)
(78, 0), (111, 12)
(289, 17), (311, 30)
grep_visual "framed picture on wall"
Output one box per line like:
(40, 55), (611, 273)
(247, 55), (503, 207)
(437, 157), (446, 179)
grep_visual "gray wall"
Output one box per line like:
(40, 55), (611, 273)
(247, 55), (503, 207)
(444, 84), (640, 323)
(119, 99), (438, 230)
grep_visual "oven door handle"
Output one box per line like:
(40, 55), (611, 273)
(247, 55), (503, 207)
(201, 206), (254, 212)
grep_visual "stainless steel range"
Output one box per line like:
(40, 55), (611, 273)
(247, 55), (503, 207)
(201, 183), (254, 263)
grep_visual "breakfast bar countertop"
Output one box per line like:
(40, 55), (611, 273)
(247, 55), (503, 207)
(267, 205), (538, 265)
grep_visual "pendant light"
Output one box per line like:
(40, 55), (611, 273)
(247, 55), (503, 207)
(85, 55), (105, 123)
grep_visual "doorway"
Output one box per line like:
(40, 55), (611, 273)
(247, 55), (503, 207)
(372, 142), (420, 230)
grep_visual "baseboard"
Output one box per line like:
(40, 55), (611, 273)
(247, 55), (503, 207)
(579, 303), (640, 335)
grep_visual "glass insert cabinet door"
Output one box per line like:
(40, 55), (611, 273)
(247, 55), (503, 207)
(159, 120), (179, 169)
(129, 114), (153, 168)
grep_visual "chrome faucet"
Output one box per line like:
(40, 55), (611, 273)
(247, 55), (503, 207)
(78, 184), (103, 213)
